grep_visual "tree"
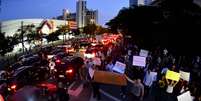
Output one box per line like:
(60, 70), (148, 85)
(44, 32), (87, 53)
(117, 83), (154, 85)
(0, 32), (14, 56)
(83, 24), (97, 35)
(106, 0), (201, 55)
(45, 32), (60, 43)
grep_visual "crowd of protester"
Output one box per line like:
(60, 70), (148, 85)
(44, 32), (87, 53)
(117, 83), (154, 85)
(78, 36), (201, 101)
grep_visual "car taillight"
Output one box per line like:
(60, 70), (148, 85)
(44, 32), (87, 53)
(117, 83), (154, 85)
(11, 85), (17, 90)
(0, 94), (4, 101)
(55, 59), (61, 64)
(66, 69), (73, 74)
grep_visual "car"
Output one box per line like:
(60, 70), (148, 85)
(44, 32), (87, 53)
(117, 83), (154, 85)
(7, 66), (50, 92)
(17, 54), (33, 61)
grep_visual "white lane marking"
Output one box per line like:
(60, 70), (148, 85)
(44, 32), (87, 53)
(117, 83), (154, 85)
(99, 89), (122, 101)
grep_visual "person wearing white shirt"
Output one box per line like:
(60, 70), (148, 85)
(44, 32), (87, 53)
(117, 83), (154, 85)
(106, 60), (114, 72)
(143, 69), (155, 97)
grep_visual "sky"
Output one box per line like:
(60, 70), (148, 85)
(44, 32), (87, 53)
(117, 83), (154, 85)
(0, 0), (128, 26)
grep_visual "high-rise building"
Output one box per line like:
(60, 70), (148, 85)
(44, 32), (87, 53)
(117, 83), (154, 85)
(76, 0), (87, 28)
(130, 0), (154, 6)
(63, 9), (69, 20)
(86, 9), (98, 25)
(129, 0), (138, 7)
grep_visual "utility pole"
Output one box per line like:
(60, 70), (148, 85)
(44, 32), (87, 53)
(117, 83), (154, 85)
(21, 21), (25, 53)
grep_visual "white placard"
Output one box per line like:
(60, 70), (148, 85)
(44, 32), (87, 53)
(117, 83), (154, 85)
(179, 71), (190, 81)
(47, 55), (54, 59)
(139, 49), (149, 57)
(177, 91), (193, 101)
(84, 53), (95, 58)
(89, 68), (95, 79)
(150, 72), (157, 81)
(93, 57), (101, 66)
(112, 61), (126, 74)
(49, 61), (55, 69)
(132, 56), (146, 67)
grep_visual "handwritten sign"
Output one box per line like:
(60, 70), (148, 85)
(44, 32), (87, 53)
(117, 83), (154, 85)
(179, 71), (190, 81)
(113, 61), (126, 74)
(139, 49), (149, 57)
(165, 70), (180, 81)
(132, 56), (146, 67)
(93, 70), (127, 86)
(177, 91), (193, 101)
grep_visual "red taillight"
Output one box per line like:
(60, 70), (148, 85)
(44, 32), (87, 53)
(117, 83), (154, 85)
(55, 59), (61, 63)
(0, 94), (4, 101)
(66, 69), (73, 74)
(11, 85), (17, 90)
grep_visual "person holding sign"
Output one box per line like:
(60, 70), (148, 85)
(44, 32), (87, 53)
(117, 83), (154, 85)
(165, 70), (180, 93)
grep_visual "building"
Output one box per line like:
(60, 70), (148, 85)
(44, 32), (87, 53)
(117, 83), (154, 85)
(86, 9), (98, 25)
(1, 19), (67, 36)
(129, 0), (138, 7)
(130, 0), (154, 6)
(76, 0), (87, 28)
(63, 9), (69, 20)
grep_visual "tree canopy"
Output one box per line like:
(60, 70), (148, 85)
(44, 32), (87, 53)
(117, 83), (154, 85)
(106, 0), (201, 55)
(0, 32), (14, 56)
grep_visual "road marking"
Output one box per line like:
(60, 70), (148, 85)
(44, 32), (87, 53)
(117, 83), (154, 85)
(99, 89), (121, 101)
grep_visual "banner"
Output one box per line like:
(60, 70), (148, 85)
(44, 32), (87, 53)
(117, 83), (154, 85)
(112, 61), (126, 74)
(179, 71), (190, 81)
(177, 91), (193, 101)
(165, 70), (180, 81)
(93, 71), (127, 86)
(132, 56), (146, 67)
(139, 49), (149, 57)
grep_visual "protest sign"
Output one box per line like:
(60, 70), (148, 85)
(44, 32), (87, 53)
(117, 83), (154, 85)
(139, 49), (149, 57)
(49, 61), (55, 70)
(150, 72), (157, 81)
(93, 57), (101, 66)
(132, 56), (146, 67)
(112, 61), (126, 74)
(165, 70), (180, 81)
(93, 70), (127, 86)
(47, 55), (54, 59)
(179, 71), (190, 82)
(177, 91), (193, 101)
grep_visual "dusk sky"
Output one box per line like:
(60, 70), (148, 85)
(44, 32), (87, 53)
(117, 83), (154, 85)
(0, 0), (128, 26)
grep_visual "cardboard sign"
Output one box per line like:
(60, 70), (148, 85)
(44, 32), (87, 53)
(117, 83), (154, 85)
(112, 61), (126, 74)
(179, 71), (190, 81)
(132, 56), (146, 67)
(93, 70), (127, 86)
(93, 57), (101, 66)
(165, 70), (180, 81)
(177, 91), (193, 101)
(139, 49), (149, 57)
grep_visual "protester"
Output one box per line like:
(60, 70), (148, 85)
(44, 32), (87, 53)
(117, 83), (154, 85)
(143, 69), (155, 97)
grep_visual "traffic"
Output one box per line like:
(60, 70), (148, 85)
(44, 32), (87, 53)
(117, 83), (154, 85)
(0, 34), (121, 101)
